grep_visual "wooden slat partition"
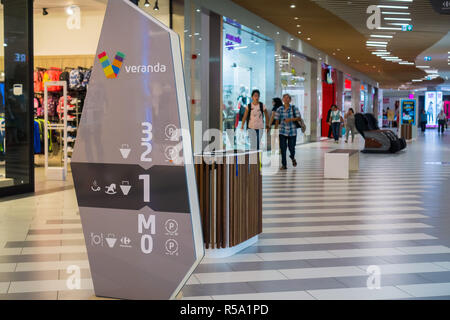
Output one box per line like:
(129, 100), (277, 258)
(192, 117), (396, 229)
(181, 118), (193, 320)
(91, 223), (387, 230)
(195, 151), (262, 249)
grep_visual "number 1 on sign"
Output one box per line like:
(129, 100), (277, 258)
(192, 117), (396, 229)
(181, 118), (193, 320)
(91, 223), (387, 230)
(139, 174), (150, 203)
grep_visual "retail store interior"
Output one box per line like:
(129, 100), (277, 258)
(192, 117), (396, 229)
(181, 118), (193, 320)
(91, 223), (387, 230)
(0, 0), (450, 301)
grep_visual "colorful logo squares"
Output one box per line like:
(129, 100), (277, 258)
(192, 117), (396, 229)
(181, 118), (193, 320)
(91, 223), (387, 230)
(98, 51), (126, 79)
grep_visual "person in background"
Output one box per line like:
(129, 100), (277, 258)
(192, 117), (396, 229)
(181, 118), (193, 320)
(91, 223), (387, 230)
(344, 108), (356, 143)
(437, 109), (447, 134)
(326, 107), (333, 138)
(420, 109), (428, 133)
(269, 97), (283, 127)
(241, 89), (270, 150)
(274, 94), (301, 170)
(329, 105), (344, 144)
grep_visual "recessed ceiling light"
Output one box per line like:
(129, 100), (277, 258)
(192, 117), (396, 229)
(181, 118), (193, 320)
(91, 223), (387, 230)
(298, 31), (302, 34)
(370, 35), (393, 38)
(290, 4), (296, 8)
(294, 17), (299, 20)
(307, 37), (311, 40)
(377, 5), (409, 9)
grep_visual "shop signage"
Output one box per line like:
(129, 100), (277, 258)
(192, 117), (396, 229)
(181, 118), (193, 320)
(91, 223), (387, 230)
(430, 0), (450, 14)
(401, 99), (416, 125)
(401, 25), (413, 31)
(72, 0), (204, 300)
(424, 56), (432, 61)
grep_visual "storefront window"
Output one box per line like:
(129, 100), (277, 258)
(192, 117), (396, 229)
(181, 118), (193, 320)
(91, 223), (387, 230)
(222, 18), (269, 150)
(279, 49), (312, 143)
(0, 0), (34, 195)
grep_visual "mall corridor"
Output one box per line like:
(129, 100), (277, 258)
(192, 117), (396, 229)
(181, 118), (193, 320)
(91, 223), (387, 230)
(1, 131), (449, 300)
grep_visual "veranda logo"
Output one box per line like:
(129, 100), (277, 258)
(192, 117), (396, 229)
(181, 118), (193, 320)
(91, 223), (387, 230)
(98, 50), (167, 77)
(98, 51), (125, 79)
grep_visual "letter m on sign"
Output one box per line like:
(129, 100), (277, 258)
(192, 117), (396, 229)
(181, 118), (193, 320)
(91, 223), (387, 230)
(98, 51), (126, 79)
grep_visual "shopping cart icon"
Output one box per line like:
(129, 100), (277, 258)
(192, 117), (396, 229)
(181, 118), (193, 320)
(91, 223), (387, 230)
(119, 181), (132, 196)
(120, 144), (131, 159)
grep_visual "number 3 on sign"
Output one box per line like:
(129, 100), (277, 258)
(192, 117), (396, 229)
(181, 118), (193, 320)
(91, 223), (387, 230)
(141, 122), (153, 162)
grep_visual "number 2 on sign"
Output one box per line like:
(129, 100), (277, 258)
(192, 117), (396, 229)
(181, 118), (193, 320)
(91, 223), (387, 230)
(141, 122), (153, 162)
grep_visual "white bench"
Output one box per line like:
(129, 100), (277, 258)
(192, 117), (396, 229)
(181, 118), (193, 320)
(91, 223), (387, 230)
(324, 149), (359, 179)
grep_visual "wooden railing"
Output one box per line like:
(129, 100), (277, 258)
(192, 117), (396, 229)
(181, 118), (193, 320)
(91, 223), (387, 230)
(195, 151), (263, 249)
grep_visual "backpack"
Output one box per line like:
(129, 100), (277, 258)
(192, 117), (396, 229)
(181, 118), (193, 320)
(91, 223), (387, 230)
(59, 71), (70, 89)
(81, 69), (92, 88)
(69, 68), (84, 90)
(246, 102), (264, 128)
(44, 68), (62, 92)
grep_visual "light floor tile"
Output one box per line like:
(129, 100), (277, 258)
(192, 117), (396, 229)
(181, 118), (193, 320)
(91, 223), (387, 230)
(21, 245), (87, 255)
(186, 275), (200, 285)
(396, 246), (450, 255)
(263, 195), (420, 202)
(212, 291), (315, 300)
(0, 263), (16, 272)
(8, 279), (93, 293)
(26, 234), (85, 241)
(0, 248), (23, 256)
(263, 214), (427, 224)
(182, 295), (213, 300)
(263, 190), (427, 197)
(264, 223), (431, 234)
(432, 262), (450, 270)
(201, 254), (263, 264)
(396, 282), (450, 298)
(263, 200), (422, 208)
(358, 262), (448, 274)
(0, 282), (10, 294)
(195, 270), (287, 284)
(307, 286), (413, 300)
(263, 206), (425, 215)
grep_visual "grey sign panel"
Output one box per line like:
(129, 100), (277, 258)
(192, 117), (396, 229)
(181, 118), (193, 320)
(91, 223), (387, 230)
(72, 0), (204, 300)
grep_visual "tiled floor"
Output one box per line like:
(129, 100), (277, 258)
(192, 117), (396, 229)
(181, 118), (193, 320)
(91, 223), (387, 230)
(1, 130), (450, 300)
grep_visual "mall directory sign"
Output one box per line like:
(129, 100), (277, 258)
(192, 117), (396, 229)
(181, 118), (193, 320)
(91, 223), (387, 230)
(401, 99), (416, 125)
(71, 0), (204, 300)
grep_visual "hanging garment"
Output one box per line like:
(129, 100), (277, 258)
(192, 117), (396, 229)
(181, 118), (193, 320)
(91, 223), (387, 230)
(34, 70), (45, 93)
(34, 120), (41, 154)
(36, 118), (53, 153)
(0, 117), (5, 154)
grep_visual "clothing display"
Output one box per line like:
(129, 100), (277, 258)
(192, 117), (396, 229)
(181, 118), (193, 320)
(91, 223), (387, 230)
(33, 65), (92, 163)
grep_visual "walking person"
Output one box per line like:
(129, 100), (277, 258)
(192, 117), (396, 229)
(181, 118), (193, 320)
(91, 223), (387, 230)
(437, 109), (447, 134)
(326, 108), (333, 138)
(420, 109), (428, 133)
(329, 105), (344, 144)
(274, 94), (302, 170)
(344, 108), (356, 143)
(241, 89), (270, 150)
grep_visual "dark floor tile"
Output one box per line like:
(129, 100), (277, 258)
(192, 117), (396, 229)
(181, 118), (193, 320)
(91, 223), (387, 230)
(0, 291), (57, 300)
(4, 240), (62, 248)
(228, 259), (313, 272)
(248, 277), (345, 293)
(60, 253), (88, 261)
(47, 219), (81, 225)
(335, 273), (431, 288)
(416, 271), (450, 283)
(307, 257), (388, 268)
(238, 242), (359, 254)
(182, 282), (257, 297)
(194, 263), (234, 274)
(380, 254), (450, 264)
(0, 254), (60, 264)
(0, 270), (59, 282)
